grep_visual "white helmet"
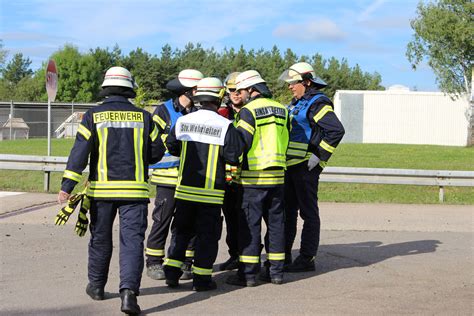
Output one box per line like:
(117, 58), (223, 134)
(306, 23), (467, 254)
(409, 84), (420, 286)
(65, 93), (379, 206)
(166, 69), (204, 94)
(235, 70), (266, 91)
(194, 77), (225, 103)
(102, 66), (136, 89)
(278, 62), (327, 88)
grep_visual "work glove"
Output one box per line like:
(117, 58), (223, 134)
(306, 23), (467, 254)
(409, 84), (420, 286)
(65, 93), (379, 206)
(54, 193), (83, 225)
(75, 195), (90, 237)
(307, 154), (321, 171)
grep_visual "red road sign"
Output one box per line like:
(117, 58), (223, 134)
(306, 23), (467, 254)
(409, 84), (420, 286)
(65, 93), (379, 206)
(46, 60), (58, 101)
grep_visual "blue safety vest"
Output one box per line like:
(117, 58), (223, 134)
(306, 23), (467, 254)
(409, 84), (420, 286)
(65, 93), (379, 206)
(286, 93), (325, 166)
(150, 99), (182, 169)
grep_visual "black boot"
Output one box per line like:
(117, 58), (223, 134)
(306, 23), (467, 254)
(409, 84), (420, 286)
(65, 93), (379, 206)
(225, 274), (257, 287)
(146, 263), (165, 280)
(85, 283), (104, 301)
(219, 256), (239, 271)
(120, 289), (141, 315)
(193, 280), (217, 292)
(286, 255), (315, 272)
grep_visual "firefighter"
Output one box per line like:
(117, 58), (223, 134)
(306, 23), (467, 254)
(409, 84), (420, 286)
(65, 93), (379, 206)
(218, 72), (244, 271)
(145, 69), (204, 281)
(162, 77), (244, 291)
(57, 66), (165, 315)
(278, 62), (345, 272)
(225, 70), (290, 286)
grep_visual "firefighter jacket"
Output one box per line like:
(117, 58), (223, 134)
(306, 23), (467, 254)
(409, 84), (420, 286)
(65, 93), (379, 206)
(235, 95), (290, 187)
(166, 108), (244, 205)
(150, 99), (196, 187)
(286, 88), (345, 167)
(61, 95), (165, 200)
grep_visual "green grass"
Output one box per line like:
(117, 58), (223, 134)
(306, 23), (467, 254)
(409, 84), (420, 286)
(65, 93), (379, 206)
(1, 139), (473, 204)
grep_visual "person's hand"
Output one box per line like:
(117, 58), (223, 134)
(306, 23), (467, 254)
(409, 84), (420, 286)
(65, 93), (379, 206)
(54, 193), (82, 225)
(307, 154), (321, 171)
(57, 190), (70, 205)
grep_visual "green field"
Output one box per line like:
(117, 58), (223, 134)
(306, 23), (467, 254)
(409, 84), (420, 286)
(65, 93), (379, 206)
(1, 139), (473, 204)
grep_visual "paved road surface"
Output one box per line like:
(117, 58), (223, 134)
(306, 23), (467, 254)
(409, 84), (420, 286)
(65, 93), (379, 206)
(0, 192), (472, 315)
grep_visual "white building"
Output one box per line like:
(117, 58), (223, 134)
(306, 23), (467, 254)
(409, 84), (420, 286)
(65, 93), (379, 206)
(333, 88), (473, 146)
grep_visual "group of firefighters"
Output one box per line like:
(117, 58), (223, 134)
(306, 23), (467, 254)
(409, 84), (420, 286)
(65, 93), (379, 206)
(57, 62), (345, 315)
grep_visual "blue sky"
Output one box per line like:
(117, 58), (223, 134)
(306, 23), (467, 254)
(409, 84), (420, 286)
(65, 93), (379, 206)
(0, 0), (438, 91)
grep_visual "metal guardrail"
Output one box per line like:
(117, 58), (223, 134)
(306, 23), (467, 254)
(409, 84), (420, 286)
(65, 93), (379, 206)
(1, 154), (473, 202)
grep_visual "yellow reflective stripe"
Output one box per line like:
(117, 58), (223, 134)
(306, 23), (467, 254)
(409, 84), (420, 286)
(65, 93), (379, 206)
(150, 125), (159, 141)
(87, 190), (150, 199)
(151, 177), (178, 186)
(239, 255), (260, 263)
(89, 181), (149, 190)
(237, 120), (255, 135)
(145, 248), (165, 256)
(134, 128), (144, 182)
(238, 178), (284, 186)
(288, 141), (308, 150)
(97, 127), (108, 181)
(152, 168), (179, 176)
(320, 140), (335, 153)
(77, 124), (91, 140)
(163, 258), (183, 268)
(186, 250), (195, 257)
(287, 149), (307, 157)
(63, 170), (82, 182)
(268, 253), (285, 261)
(153, 114), (166, 130)
(240, 170), (284, 178)
(205, 144), (219, 189)
(176, 185), (225, 197)
(192, 265), (212, 275)
(178, 141), (187, 183)
(319, 161), (328, 168)
(175, 191), (223, 205)
(313, 105), (333, 123)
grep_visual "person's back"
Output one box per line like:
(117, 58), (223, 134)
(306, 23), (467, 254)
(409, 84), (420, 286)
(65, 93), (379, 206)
(58, 66), (165, 315)
(163, 77), (243, 291)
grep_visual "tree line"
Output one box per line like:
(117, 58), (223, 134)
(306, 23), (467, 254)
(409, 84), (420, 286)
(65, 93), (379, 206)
(0, 41), (384, 106)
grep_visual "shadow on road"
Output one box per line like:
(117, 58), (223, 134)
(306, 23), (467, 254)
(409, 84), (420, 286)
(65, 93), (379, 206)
(140, 239), (441, 314)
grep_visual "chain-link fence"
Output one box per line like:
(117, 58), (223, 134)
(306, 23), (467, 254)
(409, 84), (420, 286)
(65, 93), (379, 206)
(0, 101), (97, 139)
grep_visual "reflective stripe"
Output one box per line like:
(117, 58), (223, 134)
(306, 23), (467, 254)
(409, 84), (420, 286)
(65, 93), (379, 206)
(238, 177), (284, 186)
(286, 152), (312, 167)
(150, 125), (159, 141)
(268, 253), (285, 261)
(145, 248), (165, 256)
(178, 141), (187, 182)
(87, 190), (149, 199)
(320, 140), (335, 153)
(239, 255), (260, 263)
(186, 250), (195, 257)
(153, 114), (166, 129)
(205, 144), (219, 189)
(319, 161), (328, 168)
(240, 170), (284, 178)
(288, 141), (308, 149)
(237, 120), (255, 135)
(134, 127), (144, 182)
(163, 258), (183, 269)
(176, 185), (225, 197)
(96, 121), (144, 129)
(175, 190), (224, 205)
(313, 105), (333, 123)
(77, 124), (91, 140)
(287, 141), (308, 158)
(192, 265), (212, 275)
(89, 181), (149, 190)
(63, 169), (82, 182)
(97, 127), (108, 181)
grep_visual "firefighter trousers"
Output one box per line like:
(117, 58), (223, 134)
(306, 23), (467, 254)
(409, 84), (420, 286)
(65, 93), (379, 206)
(238, 185), (285, 280)
(285, 162), (322, 258)
(145, 186), (195, 266)
(164, 200), (223, 286)
(88, 200), (148, 294)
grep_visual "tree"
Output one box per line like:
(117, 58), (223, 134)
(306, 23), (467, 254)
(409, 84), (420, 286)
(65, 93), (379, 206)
(1, 53), (33, 84)
(0, 40), (7, 70)
(406, 0), (473, 97)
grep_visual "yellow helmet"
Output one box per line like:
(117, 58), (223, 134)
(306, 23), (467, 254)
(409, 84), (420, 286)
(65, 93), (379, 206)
(224, 72), (241, 93)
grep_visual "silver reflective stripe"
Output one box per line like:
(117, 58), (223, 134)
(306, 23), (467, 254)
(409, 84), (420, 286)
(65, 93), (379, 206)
(97, 121), (144, 129)
(159, 155), (180, 163)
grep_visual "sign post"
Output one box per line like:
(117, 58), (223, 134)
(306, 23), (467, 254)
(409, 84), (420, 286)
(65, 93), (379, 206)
(45, 59), (58, 191)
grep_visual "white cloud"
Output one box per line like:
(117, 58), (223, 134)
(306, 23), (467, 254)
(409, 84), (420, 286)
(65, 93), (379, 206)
(273, 19), (346, 42)
(358, 0), (388, 22)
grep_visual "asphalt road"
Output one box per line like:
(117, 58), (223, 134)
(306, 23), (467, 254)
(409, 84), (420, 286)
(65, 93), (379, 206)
(0, 192), (473, 315)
